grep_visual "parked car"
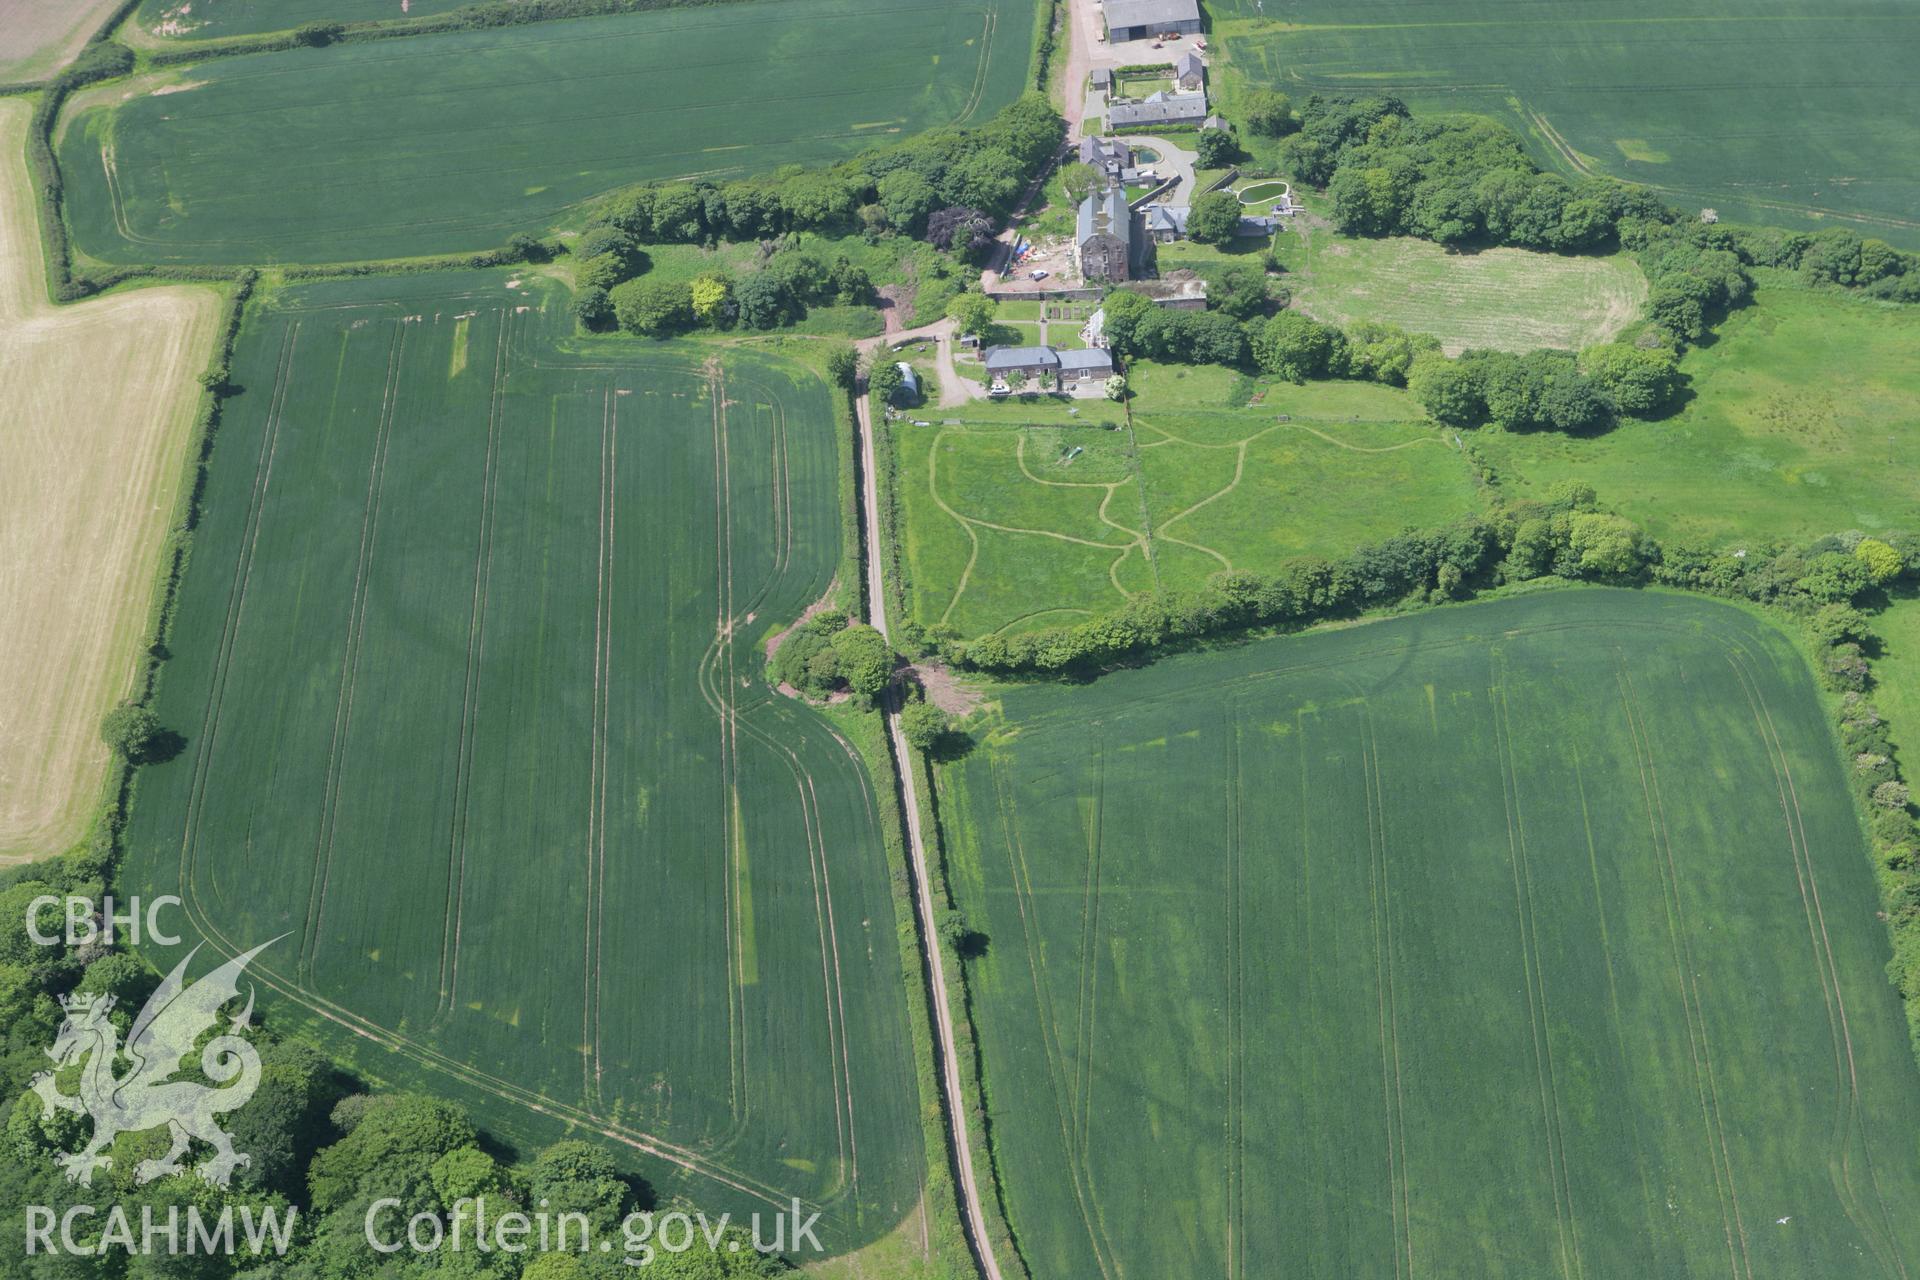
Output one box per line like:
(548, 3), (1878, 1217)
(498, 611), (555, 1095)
(1029, 270), (1050, 280)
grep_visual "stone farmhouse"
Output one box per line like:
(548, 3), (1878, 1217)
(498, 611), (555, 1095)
(1076, 187), (1133, 282)
(983, 345), (1115, 388)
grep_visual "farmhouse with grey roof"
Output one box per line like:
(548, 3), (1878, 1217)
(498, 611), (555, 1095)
(1076, 187), (1133, 282)
(1057, 348), (1116, 383)
(1102, 0), (1202, 42)
(1108, 90), (1209, 130)
(981, 344), (1113, 387)
(983, 346), (1060, 379)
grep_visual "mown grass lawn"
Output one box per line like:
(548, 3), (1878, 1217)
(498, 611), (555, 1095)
(1272, 221), (1648, 354)
(894, 367), (1481, 637)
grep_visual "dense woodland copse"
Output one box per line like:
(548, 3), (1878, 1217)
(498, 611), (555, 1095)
(572, 95), (1063, 337)
(1287, 94), (1920, 304)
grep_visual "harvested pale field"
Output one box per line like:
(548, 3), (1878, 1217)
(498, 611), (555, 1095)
(1279, 227), (1649, 355)
(0, 99), (220, 861)
(0, 0), (126, 80)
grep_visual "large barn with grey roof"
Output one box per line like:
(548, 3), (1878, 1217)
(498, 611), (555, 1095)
(1101, 0), (1202, 42)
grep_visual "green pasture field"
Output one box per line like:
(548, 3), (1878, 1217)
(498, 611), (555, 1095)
(936, 588), (1920, 1280)
(893, 374), (1480, 636)
(118, 272), (922, 1248)
(60, 0), (1038, 264)
(136, 0), (472, 40)
(1476, 280), (1920, 546)
(1273, 222), (1649, 354)
(1872, 597), (1920, 767)
(1210, 0), (1920, 247)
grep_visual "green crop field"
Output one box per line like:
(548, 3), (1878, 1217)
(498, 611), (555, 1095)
(60, 0), (1038, 264)
(1273, 224), (1649, 355)
(936, 588), (1920, 1280)
(136, 0), (473, 40)
(894, 375), (1481, 637)
(1475, 280), (1920, 546)
(118, 272), (922, 1247)
(1211, 0), (1920, 247)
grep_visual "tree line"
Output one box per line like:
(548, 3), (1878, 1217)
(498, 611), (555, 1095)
(926, 486), (1917, 681)
(570, 96), (1062, 337)
(591, 95), (1061, 250)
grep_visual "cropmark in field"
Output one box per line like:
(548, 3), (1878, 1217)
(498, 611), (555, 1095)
(60, 0), (1038, 265)
(120, 272), (922, 1248)
(897, 391), (1481, 638)
(938, 588), (1920, 1279)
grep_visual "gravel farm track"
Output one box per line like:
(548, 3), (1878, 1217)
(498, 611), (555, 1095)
(0, 98), (220, 862)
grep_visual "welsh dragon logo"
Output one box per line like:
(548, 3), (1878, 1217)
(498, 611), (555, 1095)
(30, 937), (280, 1188)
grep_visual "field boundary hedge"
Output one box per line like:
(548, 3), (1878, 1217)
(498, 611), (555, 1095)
(76, 270), (254, 865)
(826, 706), (973, 1279)
(908, 746), (1035, 1279)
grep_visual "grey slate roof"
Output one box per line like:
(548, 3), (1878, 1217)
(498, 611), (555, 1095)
(1202, 113), (1230, 131)
(1076, 187), (1133, 251)
(1090, 68), (1112, 89)
(1058, 348), (1115, 373)
(1144, 204), (1191, 236)
(1103, 0), (1202, 31)
(983, 346), (1061, 373)
(1107, 91), (1208, 129)
(1078, 135), (1132, 171)
(1176, 51), (1204, 79)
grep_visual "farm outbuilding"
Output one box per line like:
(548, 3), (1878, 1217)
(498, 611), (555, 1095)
(1176, 51), (1205, 91)
(1102, 0), (1202, 42)
(1107, 91), (1208, 130)
(893, 362), (921, 404)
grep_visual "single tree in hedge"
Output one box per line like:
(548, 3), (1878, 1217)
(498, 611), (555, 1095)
(900, 702), (949, 754)
(100, 702), (161, 762)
